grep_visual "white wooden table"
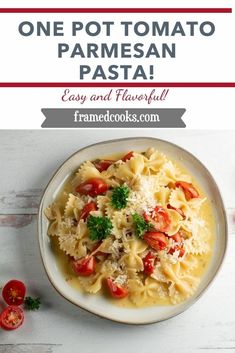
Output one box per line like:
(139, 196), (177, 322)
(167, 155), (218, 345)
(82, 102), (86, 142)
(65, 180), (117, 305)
(0, 130), (234, 353)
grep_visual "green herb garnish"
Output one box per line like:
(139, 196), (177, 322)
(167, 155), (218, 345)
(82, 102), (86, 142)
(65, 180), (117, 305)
(24, 296), (41, 311)
(111, 185), (130, 210)
(132, 213), (151, 237)
(87, 215), (113, 241)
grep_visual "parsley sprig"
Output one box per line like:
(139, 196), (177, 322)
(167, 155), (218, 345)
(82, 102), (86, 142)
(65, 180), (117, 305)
(132, 213), (151, 237)
(87, 215), (113, 241)
(111, 185), (130, 210)
(24, 296), (41, 311)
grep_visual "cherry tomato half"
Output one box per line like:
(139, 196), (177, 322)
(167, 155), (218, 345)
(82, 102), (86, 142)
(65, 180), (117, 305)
(168, 245), (185, 258)
(170, 232), (182, 243)
(144, 232), (168, 251)
(106, 278), (128, 299)
(0, 306), (24, 330)
(167, 204), (185, 219)
(2, 280), (26, 306)
(143, 252), (155, 276)
(91, 241), (108, 259)
(144, 206), (171, 232)
(72, 256), (96, 276)
(75, 178), (108, 197)
(122, 151), (134, 162)
(79, 202), (97, 221)
(93, 159), (114, 172)
(175, 181), (199, 201)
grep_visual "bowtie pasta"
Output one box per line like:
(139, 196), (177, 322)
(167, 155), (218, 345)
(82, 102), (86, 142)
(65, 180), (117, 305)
(45, 148), (214, 307)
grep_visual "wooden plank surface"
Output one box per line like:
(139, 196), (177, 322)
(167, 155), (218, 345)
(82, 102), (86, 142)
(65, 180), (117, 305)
(0, 344), (62, 353)
(0, 130), (234, 353)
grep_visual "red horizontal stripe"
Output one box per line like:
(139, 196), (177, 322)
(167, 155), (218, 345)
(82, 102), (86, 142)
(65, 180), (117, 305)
(0, 8), (232, 13)
(0, 82), (235, 88)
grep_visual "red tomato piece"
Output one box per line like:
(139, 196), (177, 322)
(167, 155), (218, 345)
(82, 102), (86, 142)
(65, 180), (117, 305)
(106, 278), (128, 299)
(167, 204), (185, 219)
(175, 181), (199, 201)
(79, 202), (97, 221)
(0, 306), (24, 330)
(168, 245), (185, 258)
(72, 256), (96, 276)
(143, 252), (155, 275)
(91, 241), (106, 258)
(75, 178), (108, 197)
(170, 232), (182, 243)
(91, 241), (103, 256)
(144, 206), (171, 232)
(122, 151), (134, 162)
(2, 280), (26, 306)
(91, 241), (102, 253)
(144, 232), (168, 251)
(93, 159), (114, 172)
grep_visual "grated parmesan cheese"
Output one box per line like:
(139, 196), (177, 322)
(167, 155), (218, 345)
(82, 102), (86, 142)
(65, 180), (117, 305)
(127, 175), (159, 214)
(114, 274), (127, 286)
(108, 239), (121, 258)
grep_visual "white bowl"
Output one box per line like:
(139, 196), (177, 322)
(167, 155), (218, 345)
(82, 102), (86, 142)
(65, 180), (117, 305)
(38, 137), (227, 324)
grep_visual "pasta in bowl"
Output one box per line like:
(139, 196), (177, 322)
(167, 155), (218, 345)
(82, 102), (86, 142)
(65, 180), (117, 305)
(38, 138), (227, 323)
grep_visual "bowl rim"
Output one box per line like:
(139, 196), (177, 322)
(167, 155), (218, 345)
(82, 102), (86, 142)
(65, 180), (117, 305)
(37, 136), (228, 325)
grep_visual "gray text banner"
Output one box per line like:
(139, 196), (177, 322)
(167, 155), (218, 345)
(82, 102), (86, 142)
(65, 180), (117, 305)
(41, 108), (186, 128)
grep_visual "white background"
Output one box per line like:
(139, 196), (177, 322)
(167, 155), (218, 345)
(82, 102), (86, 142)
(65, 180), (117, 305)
(0, 0), (234, 128)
